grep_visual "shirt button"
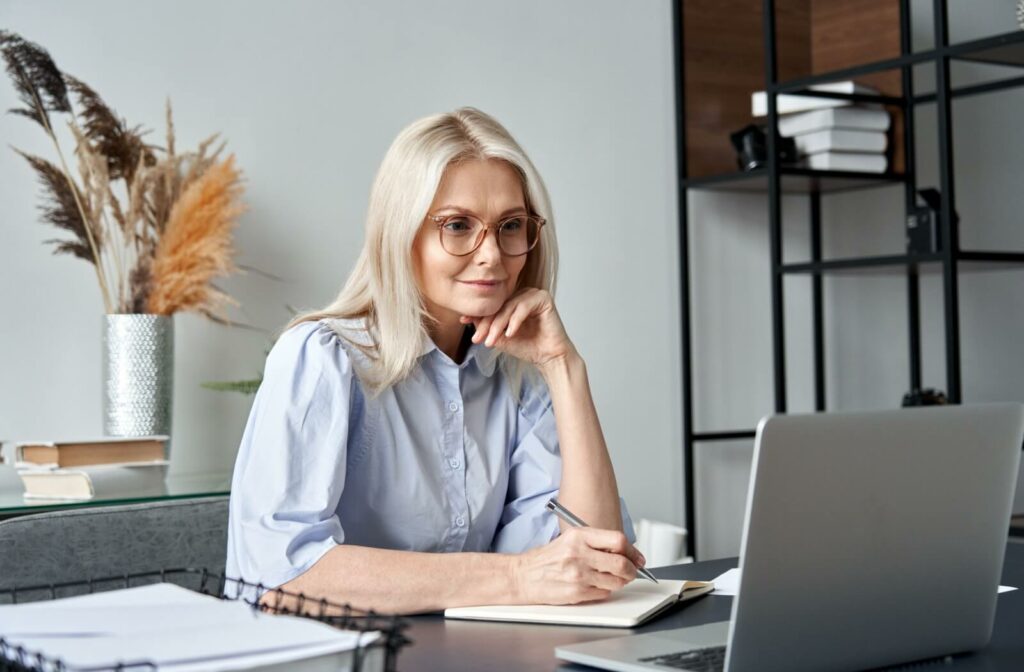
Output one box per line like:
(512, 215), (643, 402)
(448, 401), (459, 412)
(449, 458), (461, 469)
(455, 516), (465, 527)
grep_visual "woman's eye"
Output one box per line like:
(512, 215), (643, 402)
(444, 218), (473, 234)
(500, 217), (524, 233)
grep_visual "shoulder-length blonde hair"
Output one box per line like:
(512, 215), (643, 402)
(286, 107), (559, 396)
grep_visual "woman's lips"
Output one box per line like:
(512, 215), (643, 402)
(459, 280), (502, 291)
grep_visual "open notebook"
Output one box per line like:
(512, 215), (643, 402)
(444, 578), (714, 628)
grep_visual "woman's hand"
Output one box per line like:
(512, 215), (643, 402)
(510, 527), (647, 605)
(460, 288), (575, 369)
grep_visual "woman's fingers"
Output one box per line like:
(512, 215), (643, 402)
(504, 301), (533, 338)
(588, 548), (638, 584)
(481, 300), (520, 346)
(488, 291), (543, 344)
(472, 315), (495, 343)
(579, 528), (646, 569)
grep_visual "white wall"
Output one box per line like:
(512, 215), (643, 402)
(0, 0), (683, 527)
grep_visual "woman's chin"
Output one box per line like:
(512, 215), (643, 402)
(457, 296), (506, 319)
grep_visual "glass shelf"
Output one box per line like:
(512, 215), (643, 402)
(769, 30), (1024, 97)
(683, 168), (904, 194)
(951, 29), (1024, 68)
(780, 251), (1024, 276)
(0, 472), (231, 519)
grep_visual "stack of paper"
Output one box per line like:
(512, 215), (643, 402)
(0, 583), (383, 671)
(752, 82), (892, 173)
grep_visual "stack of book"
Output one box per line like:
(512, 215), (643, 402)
(752, 81), (892, 173)
(14, 436), (169, 500)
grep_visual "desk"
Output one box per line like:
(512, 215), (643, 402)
(401, 541), (1024, 671)
(0, 472), (230, 520)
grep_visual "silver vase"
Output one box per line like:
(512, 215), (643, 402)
(103, 314), (174, 444)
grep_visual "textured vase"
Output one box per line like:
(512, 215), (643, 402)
(103, 314), (174, 444)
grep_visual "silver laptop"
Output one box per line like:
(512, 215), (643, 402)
(556, 404), (1024, 672)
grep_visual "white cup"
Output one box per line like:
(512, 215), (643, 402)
(635, 518), (689, 567)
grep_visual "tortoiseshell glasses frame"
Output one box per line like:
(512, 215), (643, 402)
(426, 212), (546, 257)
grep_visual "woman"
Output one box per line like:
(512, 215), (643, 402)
(226, 107), (644, 614)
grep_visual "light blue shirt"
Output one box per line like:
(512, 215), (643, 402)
(226, 319), (636, 589)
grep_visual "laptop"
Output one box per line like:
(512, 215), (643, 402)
(556, 404), (1024, 672)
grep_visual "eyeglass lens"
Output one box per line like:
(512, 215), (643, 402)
(440, 215), (539, 256)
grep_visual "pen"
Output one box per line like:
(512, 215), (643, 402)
(546, 497), (659, 584)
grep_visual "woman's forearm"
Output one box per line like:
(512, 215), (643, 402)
(273, 543), (520, 615)
(539, 352), (623, 532)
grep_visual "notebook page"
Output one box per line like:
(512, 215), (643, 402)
(445, 579), (688, 627)
(0, 583), (380, 671)
(10, 618), (376, 671)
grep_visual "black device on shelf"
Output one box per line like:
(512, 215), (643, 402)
(0, 568), (411, 672)
(673, 0), (1024, 560)
(906, 188), (958, 254)
(902, 387), (949, 406)
(729, 124), (798, 171)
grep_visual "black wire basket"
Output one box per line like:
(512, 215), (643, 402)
(0, 567), (411, 672)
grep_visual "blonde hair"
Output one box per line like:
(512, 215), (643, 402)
(286, 107), (559, 396)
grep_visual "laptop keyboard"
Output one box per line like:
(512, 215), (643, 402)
(639, 645), (727, 671)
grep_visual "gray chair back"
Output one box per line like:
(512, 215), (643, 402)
(0, 496), (229, 597)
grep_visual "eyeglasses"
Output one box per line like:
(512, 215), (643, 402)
(427, 212), (546, 257)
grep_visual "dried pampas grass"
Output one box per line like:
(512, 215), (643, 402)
(146, 156), (244, 319)
(2, 30), (247, 319)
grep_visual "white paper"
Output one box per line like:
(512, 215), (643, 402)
(706, 568), (1016, 597)
(707, 568), (741, 596)
(0, 583), (380, 671)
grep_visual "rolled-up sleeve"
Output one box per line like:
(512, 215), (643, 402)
(490, 374), (636, 553)
(225, 322), (353, 589)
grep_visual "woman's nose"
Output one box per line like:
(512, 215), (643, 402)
(473, 228), (503, 264)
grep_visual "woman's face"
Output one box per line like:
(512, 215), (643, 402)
(413, 158), (529, 324)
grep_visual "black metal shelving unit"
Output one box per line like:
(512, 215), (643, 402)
(673, 1), (1024, 560)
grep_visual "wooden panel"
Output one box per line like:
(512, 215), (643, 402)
(811, 0), (904, 172)
(683, 0), (811, 178)
(682, 0), (903, 177)
(810, 0), (900, 93)
(683, 0), (765, 177)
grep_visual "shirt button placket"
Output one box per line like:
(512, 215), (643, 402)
(441, 368), (469, 548)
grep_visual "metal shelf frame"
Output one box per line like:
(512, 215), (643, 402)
(674, 0), (1024, 560)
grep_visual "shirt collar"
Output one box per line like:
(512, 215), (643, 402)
(418, 331), (499, 377)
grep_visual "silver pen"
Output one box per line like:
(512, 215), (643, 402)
(546, 497), (659, 584)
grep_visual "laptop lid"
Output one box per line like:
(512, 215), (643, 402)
(725, 404), (1024, 672)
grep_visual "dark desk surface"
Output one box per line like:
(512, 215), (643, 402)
(400, 541), (1024, 671)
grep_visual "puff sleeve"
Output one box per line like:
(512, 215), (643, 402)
(225, 322), (354, 589)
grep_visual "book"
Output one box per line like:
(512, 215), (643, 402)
(793, 129), (888, 155)
(444, 578), (714, 628)
(0, 463), (23, 495)
(17, 461), (169, 500)
(778, 106), (891, 137)
(752, 81), (878, 117)
(0, 583), (384, 672)
(15, 435), (168, 467)
(803, 151), (888, 173)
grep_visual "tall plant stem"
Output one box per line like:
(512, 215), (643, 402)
(38, 105), (113, 313)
